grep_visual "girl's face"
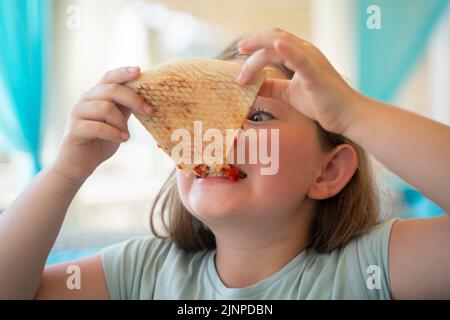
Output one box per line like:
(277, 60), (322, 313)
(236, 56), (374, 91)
(176, 68), (324, 226)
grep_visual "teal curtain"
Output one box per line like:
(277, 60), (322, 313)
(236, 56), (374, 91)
(357, 0), (449, 217)
(0, 0), (50, 174)
(357, 0), (449, 102)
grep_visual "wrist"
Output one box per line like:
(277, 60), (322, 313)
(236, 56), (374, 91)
(47, 162), (90, 189)
(340, 90), (372, 138)
(340, 92), (390, 150)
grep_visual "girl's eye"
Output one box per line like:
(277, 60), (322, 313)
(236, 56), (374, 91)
(247, 108), (274, 122)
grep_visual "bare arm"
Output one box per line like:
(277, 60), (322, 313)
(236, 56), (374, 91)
(0, 168), (83, 298)
(34, 254), (109, 300)
(0, 169), (110, 300)
(344, 98), (450, 299)
(389, 216), (450, 299)
(0, 67), (149, 299)
(345, 98), (450, 214)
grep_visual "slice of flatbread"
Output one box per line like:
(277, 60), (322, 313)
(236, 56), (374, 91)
(126, 58), (265, 175)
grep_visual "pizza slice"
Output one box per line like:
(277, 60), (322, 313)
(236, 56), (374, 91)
(126, 59), (265, 181)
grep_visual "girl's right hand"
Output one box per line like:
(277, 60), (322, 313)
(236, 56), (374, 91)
(236, 28), (364, 136)
(51, 66), (153, 184)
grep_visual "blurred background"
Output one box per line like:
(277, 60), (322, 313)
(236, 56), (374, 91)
(0, 0), (449, 264)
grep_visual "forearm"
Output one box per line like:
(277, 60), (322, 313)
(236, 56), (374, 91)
(0, 167), (84, 299)
(345, 96), (450, 213)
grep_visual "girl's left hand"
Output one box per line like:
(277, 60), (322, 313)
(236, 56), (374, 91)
(237, 28), (364, 135)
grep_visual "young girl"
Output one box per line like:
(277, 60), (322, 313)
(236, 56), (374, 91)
(1, 28), (449, 299)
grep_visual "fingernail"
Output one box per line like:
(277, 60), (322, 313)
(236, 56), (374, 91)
(142, 103), (152, 116)
(127, 66), (139, 74)
(121, 132), (130, 141)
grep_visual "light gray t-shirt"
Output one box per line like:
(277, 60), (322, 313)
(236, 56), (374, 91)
(101, 218), (398, 299)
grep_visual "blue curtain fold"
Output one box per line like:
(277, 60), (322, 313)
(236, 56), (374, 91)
(357, 0), (449, 102)
(0, 0), (50, 174)
(357, 0), (449, 217)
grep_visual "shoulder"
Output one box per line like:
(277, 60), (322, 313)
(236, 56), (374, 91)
(349, 218), (399, 254)
(100, 236), (176, 299)
(101, 236), (174, 266)
(336, 218), (399, 298)
(301, 218), (398, 299)
(100, 236), (212, 299)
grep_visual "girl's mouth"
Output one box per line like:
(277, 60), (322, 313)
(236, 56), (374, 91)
(193, 164), (247, 182)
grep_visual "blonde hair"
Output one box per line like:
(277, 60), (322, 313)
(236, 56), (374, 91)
(150, 39), (380, 253)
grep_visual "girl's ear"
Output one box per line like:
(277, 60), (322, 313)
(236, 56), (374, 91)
(307, 144), (358, 200)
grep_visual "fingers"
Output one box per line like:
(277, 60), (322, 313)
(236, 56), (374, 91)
(238, 28), (297, 54)
(236, 28), (316, 86)
(74, 101), (129, 134)
(67, 66), (149, 145)
(98, 66), (141, 85)
(236, 48), (283, 85)
(116, 104), (133, 121)
(258, 78), (290, 103)
(92, 66), (152, 117)
(273, 40), (316, 82)
(82, 82), (151, 117)
(72, 120), (129, 143)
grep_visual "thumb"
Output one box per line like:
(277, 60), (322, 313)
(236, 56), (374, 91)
(258, 78), (290, 103)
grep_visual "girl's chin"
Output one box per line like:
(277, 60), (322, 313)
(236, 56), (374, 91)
(188, 196), (251, 221)
(185, 175), (256, 220)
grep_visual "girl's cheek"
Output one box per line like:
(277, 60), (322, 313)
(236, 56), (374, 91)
(286, 135), (315, 168)
(271, 124), (320, 188)
(176, 171), (195, 212)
